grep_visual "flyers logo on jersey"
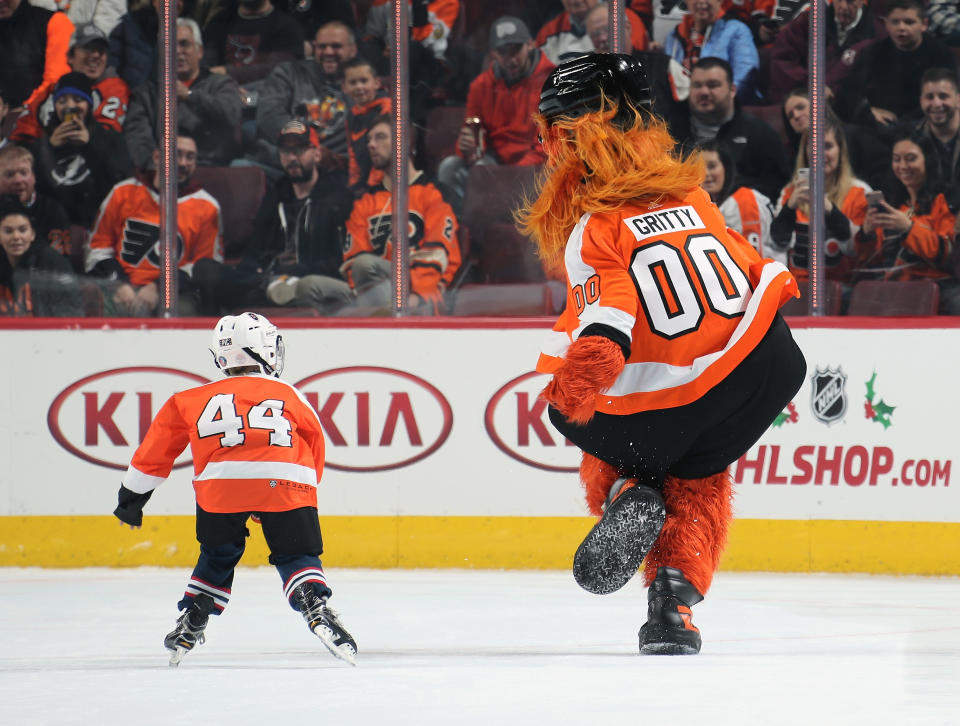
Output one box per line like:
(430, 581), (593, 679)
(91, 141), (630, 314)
(366, 212), (425, 255)
(484, 371), (579, 473)
(295, 366), (452, 472)
(624, 206), (705, 242)
(121, 218), (184, 267)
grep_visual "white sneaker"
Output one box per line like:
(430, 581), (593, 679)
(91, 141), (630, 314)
(266, 275), (300, 305)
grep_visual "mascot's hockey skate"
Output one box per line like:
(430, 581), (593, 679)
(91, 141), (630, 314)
(573, 480), (666, 595)
(291, 584), (358, 665)
(164, 594), (215, 666)
(638, 567), (704, 655)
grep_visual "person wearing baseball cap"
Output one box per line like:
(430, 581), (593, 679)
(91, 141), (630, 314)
(436, 15), (554, 206)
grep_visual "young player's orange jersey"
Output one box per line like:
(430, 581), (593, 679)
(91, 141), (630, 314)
(537, 186), (798, 413)
(86, 176), (223, 286)
(122, 374), (325, 514)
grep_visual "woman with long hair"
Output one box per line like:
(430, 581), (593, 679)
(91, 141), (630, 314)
(859, 129), (960, 313)
(517, 54), (805, 655)
(699, 138), (781, 264)
(0, 195), (82, 316)
(771, 109), (872, 290)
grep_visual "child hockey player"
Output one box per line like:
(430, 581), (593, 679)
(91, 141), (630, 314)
(113, 312), (357, 665)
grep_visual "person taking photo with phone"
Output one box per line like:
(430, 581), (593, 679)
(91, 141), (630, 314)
(29, 71), (131, 228)
(770, 108), (871, 301)
(857, 129), (960, 313)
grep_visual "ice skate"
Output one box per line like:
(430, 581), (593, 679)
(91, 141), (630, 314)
(164, 593), (215, 666)
(638, 566), (704, 655)
(573, 480), (666, 595)
(291, 584), (358, 665)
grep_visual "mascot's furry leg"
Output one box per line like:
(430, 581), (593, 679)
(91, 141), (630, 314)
(638, 470), (734, 655)
(542, 335), (668, 595)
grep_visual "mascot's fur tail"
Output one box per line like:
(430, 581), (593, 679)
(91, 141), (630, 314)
(642, 471), (733, 596)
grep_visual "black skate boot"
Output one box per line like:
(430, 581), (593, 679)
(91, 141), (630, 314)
(638, 566), (704, 655)
(164, 593), (216, 666)
(291, 584), (358, 665)
(573, 479), (666, 595)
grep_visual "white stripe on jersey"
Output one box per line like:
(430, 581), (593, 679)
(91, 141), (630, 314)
(603, 261), (792, 396)
(194, 460), (318, 485)
(186, 578), (231, 609)
(565, 213), (638, 341)
(122, 465), (167, 494)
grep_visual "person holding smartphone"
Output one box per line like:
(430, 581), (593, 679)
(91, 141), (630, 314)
(770, 108), (872, 297)
(28, 71), (131, 228)
(858, 129), (960, 313)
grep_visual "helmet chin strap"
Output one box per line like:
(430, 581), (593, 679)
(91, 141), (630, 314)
(243, 347), (276, 376)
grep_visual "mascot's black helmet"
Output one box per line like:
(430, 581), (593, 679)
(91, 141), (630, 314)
(538, 53), (654, 128)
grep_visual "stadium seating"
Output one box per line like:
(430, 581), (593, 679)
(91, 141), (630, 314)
(847, 279), (940, 316)
(461, 164), (542, 281)
(743, 104), (789, 152)
(191, 165), (267, 259)
(780, 279), (844, 316)
(450, 281), (563, 316)
(421, 105), (464, 177)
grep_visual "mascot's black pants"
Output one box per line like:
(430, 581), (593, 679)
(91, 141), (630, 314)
(549, 314), (806, 485)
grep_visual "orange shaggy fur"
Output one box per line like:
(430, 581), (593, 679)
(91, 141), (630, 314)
(579, 452), (621, 517)
(516, 103), (705, 272)
(643, 470), (733, 596)
(540, 335), (625, 424)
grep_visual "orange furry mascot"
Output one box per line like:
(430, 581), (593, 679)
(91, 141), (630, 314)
(518, 54), (805, 655)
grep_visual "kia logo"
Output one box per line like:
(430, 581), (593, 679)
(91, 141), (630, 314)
(48, 367), (209, 470)
(484, 371), (579, 473)
(295, 366), (453, 472)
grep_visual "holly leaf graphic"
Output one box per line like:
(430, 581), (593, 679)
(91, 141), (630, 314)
(873, 399), (895, 429)
(772, 412), (789, 428)
(865, 371), (877, 403)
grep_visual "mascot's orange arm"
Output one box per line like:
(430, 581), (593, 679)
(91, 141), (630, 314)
(541, 335), (625, 424)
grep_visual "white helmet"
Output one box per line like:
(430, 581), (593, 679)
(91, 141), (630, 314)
(210, 312), (285, 377)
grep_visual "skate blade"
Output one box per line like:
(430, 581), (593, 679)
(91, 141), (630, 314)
(573, 485), (666, 595)
(168, 646), (188, 666)
(639, 642), (700, 656)
(313, 626), (358, 666)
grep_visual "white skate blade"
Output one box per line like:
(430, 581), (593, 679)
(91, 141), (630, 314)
(313, 625), (358, 666)
(168, 646), (188, 667)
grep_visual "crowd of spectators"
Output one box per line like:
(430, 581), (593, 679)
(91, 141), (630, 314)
(3, 0), (960, 317)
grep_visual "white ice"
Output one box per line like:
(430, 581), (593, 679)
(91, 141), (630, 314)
(1, 567), (958, 726)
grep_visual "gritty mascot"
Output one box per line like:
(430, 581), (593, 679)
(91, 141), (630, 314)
(113, 313), (357, 665)
(519, 54), (807, 654)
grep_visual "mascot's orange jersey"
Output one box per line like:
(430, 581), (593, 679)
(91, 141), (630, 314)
(537, 186), (798, 413)
(122, 375), (325, 513)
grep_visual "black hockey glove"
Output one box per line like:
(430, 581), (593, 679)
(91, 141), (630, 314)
(114, 485), (153, 527)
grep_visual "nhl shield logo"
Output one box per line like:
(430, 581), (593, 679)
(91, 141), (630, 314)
(811, 366), (847, 424)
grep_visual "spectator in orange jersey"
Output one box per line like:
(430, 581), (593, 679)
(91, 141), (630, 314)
(114, 312), (357, 666)
(0, 144), (72, 257)
(517, 54), (805, 655)
(85, 132), (222, 316)
(699, 138), (781, 264)
(0, 0), (73, 113)
(343, 115), (461, 313)
(12, 23), (130, 143)
(859, 130), (960, 313)
(0, 195), (81, 316)
(537, 0), (648, 63)
(437, 16), (555, 205)
(771, 109), (871, 300)
(341, 57), (391, 189)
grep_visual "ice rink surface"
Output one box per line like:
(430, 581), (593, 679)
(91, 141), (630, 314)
(1, 567), (958, 726)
